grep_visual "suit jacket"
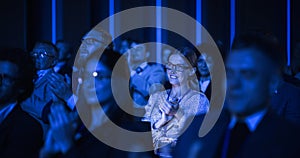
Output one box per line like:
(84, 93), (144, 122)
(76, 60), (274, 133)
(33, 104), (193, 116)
(0, 105), (43, 158)
(271, 81), (300, 127)
(175, 110), (300, 158)
(192, 109), (300, 158)
(130, 63), (166, 106)
(21, 69), (64, 119)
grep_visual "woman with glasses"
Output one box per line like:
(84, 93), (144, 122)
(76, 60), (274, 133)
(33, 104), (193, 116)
(145, 47), (209, 157)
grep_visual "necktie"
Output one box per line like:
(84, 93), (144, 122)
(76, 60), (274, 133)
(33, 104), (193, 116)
(226, 121), (250, 158)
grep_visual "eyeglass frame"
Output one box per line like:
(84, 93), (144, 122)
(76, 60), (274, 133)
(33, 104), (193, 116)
(165, 62), (191, 72)
(30, 51), (56, 59)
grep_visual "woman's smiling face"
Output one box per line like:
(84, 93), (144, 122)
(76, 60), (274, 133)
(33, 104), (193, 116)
(166, 54), (192, 86)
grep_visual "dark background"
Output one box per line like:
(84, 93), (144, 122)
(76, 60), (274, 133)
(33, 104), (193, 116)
(1, 0), (299, 61)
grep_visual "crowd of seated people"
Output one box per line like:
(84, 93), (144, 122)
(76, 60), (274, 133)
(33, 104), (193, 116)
(1, 28), (300, 158)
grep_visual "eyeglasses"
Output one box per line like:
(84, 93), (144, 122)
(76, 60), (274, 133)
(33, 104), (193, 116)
(0, 73), (19, 85)
(165, 63), (190, 72)
(30, 51), (55, 58)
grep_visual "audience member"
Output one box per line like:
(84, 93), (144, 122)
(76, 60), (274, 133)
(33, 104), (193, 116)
(21, 41), (70, 125)
(145, 47), (209, 157)
(116, 39), (130, 54)
(0, 48), (43, 157)
(73, 28), (113, 97)
(54, 40), (73, 76)
(126, 40), (166, 118)
(194, 31), (300, 158)
(197, 52), (213, 101)
(40, 48), (153, 158)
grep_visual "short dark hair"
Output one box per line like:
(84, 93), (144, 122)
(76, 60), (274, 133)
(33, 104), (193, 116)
(0, 48), (35, 102)
(231, 31), (284, 70)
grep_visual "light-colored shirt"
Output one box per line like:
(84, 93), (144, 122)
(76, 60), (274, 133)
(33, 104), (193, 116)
(66, 94), (78, 110)
(130, 62), (147, 77)
(200, 80), (210, 93)
(35, 68), (52, 83)
(0, 102), (17, 124)
(53, 61), (66, 73)
(229, 109), (267, 132)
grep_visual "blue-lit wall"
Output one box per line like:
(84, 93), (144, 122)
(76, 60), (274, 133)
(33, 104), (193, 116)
(0, 0), (298, 63)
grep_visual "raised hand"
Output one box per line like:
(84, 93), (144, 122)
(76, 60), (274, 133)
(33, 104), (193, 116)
(48, 73), (73, 102)
(48, 103), (78, 154)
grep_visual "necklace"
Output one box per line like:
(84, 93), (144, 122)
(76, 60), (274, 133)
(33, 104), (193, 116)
(166, 89), (191, 109)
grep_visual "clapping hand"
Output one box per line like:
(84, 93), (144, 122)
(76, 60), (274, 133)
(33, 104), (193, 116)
(159, 96), (179, 116)
(48, 73), (73, 102)
(49, 104), (78, 153)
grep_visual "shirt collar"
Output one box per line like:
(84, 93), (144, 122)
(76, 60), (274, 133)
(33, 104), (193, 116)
(139, 62), (148, 69)
(200, 80), (210, 92)
(229, 109), (267, 132)
(37, 68), (52, 78)
(130, 62), (148, 77)
(0, 102), (17, 124)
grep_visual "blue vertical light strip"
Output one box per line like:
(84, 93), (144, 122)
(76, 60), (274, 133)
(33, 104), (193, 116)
(109, 0), (115, 39)
(24, 0), (27, 50)
(52, 0), (56, 43)
(156, 0), (162, 63)
(287, 0), (291, 66)
(230, 0), (235, 47)
(196, 0), (202, 45)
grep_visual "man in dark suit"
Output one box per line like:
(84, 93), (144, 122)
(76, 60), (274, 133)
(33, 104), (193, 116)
(176, 32), (300, 158)
(0, 48), (43, 157)
(197, 52), (212, 101)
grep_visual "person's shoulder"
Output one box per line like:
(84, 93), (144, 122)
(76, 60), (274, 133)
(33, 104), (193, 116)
(147, 62), (165, 70)
(9, 105), (42, 131)
(189, 90), (208, 98)
(261, 110), (300, 132)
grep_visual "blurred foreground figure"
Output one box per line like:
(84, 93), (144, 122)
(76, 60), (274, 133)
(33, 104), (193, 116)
(193, 32), (300, 158)
(0, 48), (43, 158)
